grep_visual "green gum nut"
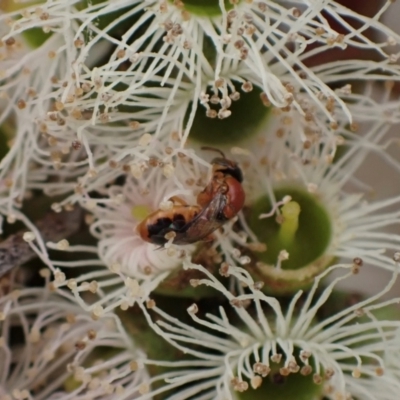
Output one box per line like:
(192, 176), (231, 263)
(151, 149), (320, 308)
(169, 0), (235, 16)
(188, 81), (271, 145)
(246, 187), (333, 295)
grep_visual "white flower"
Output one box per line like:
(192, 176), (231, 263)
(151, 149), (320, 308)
(0, 276), (150, 400)
(87, 158), (201, 279)
(1, 3), (400, 400)
(1, 0), (399, 230)
(200, 84), (400, 291)
(2, 0), (400, 164)
(140, 257), (400, 400)
(25, 72), (197, 195)
(17, 143), (219, 312)
(0, 27), (72, 209)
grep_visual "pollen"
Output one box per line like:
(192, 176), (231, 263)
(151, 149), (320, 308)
(278, 250), (289, 261)
(28, 327), (41, 343)
(75, 340), (86, 350)
(110, 262), (121, 273)
(250, 375), (262, 389)
(271, 353), (282, 363)
(241, 81), (253, 92)
(56, 239), (70, 250)
(313, 374), (323, 384)
(139, 383), (150, 394)
(17, 99), (26, 109)
(130, 164), (143, 179)
(253, 362), (270, 377)
(139, 133), (152, 146)
(279, 367), (290, 376)
(88, 281), (98, 294)
(325, 368), (335, 379)
(300, 365), (312, 376)
(231, 377), (249, 392)
(206, 109), (217, 118)
(239, 256), (251, 265)
(129, 360), (138, 371)
(54, 270), (66, 284)
(125, 277), (139, 290)
(219, 262), (230, 277)
(66, 314), (76, 324)
(352, 368), (361, 378)
(22, 231), (35, 242)
(187, 303), (198, 314)
(92, 304), (104, 318)
(218, 109), (231, 119)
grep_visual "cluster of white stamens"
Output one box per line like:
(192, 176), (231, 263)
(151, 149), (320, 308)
(1, 1), (400, 399)
(139, 257), (400, 399)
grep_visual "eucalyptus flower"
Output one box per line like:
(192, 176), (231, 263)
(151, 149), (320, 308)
(1, 1), (400, 399)
(0, 26), (70, 211)
(208, 83), (400, 294)
(0, 273), (150, 400)
(27, 140), (217, 312)
(140, 256), (400, 400)
(2, 0), (400, 158)
(88, 171), (194, 280)
(1, 0), (400, 212)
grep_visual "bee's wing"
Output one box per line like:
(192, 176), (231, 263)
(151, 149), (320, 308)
(175, 192), (227, 244)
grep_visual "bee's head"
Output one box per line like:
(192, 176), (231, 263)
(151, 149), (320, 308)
(210, 157), (243, 183)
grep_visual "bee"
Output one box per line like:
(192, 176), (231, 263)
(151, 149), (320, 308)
(137, 147), (245, 246)
(136, 203), (202, 246)
(196, 147), (245, 220)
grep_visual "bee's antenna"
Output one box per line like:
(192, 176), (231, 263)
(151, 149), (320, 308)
(201, 146), (226, 159)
